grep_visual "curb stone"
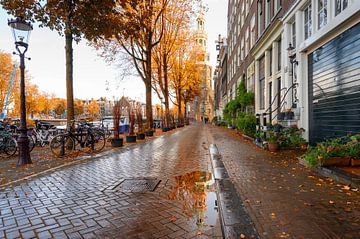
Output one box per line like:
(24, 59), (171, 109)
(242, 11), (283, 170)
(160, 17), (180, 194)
(209, 144), (260, 239)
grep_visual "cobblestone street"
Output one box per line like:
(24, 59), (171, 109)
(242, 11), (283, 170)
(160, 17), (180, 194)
(1, 124), (360, 239)
(208, 126), (360, 239)
(0, 125), (222, 239)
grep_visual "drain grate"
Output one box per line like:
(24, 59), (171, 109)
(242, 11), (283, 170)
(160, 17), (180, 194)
(113, 178), (161, 193)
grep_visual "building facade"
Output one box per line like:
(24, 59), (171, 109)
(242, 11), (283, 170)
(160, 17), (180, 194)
(215, 0), (360, 143)
(227, 0), (258, 101)
(214, 35), (228, 119)
(282, 0), (360, 143)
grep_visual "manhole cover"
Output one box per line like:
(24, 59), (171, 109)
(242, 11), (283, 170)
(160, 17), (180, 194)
(114, 178), (161, 193)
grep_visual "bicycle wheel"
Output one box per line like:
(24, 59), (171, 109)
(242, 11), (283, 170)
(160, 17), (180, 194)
(28, 136), (35, 152)
(4, 137), (17, 157)
(50, 134), (75, 157)
(87, 131), (105, 153)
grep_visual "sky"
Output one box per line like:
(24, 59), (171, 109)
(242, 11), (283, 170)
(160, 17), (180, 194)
(0, 0), (227, 103)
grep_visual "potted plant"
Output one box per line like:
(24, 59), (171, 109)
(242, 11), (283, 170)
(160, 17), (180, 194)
(348, 136), (360, 166)
(136, 104), (145, 140)
(267, 130), (279, 152)
(111, 100), (123, 147)
(126, 105), (137, 143)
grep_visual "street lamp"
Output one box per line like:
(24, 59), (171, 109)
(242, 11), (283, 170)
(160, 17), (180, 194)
(8, 17), (33, 166)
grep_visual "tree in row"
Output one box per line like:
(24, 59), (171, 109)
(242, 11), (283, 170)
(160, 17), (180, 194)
(1, 0), (204, 129)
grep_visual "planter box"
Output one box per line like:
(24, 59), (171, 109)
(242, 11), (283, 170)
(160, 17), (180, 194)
(321, 157), (351, 167)
(136, 133), (145, 140)
(111, 138), (123, 147)
(126, 135), (137, 143)
(351, 158), (360, 166)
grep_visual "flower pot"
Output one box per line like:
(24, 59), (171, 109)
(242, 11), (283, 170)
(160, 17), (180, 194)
(145, 130), (154, 137)
(126, 135), (137, 143)
(111, 138), (123, 147)
(321, 157), (351, 167)
(268, 142), (279, 152)
(136, 133), (145, 140)
(299, 143), (308, 151)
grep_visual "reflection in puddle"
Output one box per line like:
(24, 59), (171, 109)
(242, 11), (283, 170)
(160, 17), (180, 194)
(168, 171), (218, 228)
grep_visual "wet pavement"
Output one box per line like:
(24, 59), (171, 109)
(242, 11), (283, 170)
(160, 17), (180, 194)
(1, 124), (359, 239)
(208, 126), (360, 239)
(0, 125), (222, 238)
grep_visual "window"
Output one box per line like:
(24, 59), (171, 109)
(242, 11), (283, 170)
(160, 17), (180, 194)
(241, 1), (245, 27)
(275, 0), (282, 12)
(258, 0), (264, 34)
(246, 0), (249, 16)
(335, 0), (348, 16)
(269, 48), (272, 76)
(304, 4), (312, 39)
(291, 21), (296, 46)
(277, 40), (281, 71)
(259, 56), (265, 110)
(266, 0), (271, 26)
(250, 15), (256, 48)
(245, 27), (249, 57)
(318, 0), (327, 29)
(241, 37), (245, 61)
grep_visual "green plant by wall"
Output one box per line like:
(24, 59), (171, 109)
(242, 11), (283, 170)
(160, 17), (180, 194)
(222, 80), (255, 127)
(236, 113), (256, 137)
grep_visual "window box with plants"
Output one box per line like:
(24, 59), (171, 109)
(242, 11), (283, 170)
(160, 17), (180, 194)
(302, 134), (360, 167)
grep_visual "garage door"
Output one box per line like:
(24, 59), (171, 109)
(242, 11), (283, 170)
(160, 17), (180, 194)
(309, 22), (360, 144)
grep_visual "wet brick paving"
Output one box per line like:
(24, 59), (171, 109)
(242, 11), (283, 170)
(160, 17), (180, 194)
(0, 125), (222, 239)
(208, 126), (360, 239)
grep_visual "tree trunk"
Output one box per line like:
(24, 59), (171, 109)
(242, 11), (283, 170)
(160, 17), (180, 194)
(184, 100), (187, 119)
(163, 52), (170, 128)
(178, 88), (182, 123)
(65, 30), (74, 127)
(145, 49), (153, 130)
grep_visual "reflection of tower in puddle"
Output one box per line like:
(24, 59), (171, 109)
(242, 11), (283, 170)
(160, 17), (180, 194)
(170, 171), (212, 228)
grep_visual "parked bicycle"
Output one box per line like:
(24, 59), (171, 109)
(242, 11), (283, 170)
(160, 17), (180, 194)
(49, 121), (106, 157)
(0, 122), (35, 157)
(0, 126), (17, 157)
(30, 121), (57, 147)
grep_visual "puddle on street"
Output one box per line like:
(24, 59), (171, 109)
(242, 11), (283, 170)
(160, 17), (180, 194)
(168, 171), (219, 229)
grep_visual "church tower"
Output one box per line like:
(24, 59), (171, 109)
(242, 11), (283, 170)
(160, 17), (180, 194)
(191, 1), (214, 122)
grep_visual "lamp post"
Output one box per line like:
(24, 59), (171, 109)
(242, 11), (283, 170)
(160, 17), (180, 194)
(8, 17), (33, 166)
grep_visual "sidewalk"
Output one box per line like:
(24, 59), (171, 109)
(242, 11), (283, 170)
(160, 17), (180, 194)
(0, 125), (223, 239)
(208, 125), (360, 239)
(0, 129), (169, 188)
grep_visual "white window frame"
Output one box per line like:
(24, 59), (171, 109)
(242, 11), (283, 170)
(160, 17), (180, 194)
(245, 27), (249, 57)
(241, 37), (245, 61)
(318, 0), (328, 29)
(335, 0), (348, 16)
(250, 15), (256, 48)
(304, 3), (312, 40)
